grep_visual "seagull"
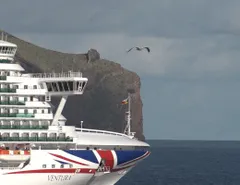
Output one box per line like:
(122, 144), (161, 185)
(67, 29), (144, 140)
(127, 46), (150, 53)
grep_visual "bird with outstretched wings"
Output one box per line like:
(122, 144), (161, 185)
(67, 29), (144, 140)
(127, 46), (150, 53)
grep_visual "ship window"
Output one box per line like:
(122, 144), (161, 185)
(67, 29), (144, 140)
(52, 83), (58, 91)
(13, 108), (18, 114)
(30, 96), (33, 101)
(24, 109), (28, 114)
(82, 82), (86, 89)
(58, 82), (63, 91)
(69, 81), (73, 91)
(52, 164), (55, 168)
(46, 83), (51, 91)
(63, 82), (69, 91)
(42, 109), (44, 113)
(42, 164), (46, 168)
(60, 164), (64, 168)
(33, 85), (37, 89)
(24, 97), (28, 101)
(33, 109), (37, 114)
(24, 85), (28, 89)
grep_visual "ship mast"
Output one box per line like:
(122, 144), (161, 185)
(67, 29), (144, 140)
(123, 93), (135, 138)
(127, 92), (131, 136)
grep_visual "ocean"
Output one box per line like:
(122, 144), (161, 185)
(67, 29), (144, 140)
(117, 140), (240, 185)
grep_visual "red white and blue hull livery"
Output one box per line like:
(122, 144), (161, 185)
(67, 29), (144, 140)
(1, 149), (150, 185)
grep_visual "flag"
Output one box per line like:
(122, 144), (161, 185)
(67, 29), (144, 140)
(121, 98), (128, 105)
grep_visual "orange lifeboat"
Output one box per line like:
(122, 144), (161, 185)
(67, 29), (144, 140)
(0, 149), (30, 161)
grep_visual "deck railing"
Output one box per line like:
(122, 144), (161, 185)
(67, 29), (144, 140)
(0, 113), (34, 118)
(0, 167), (20, 170)
(0, 101), (25, 105)
(76, 128), (128, 137)
(0, 59), (11, 63)
(27, 71), (82, 78)
(0, 88), (16, 93)
(0, 137), (73, 142)
(0, 76), (7, 80)
(0, 125), (48, 129)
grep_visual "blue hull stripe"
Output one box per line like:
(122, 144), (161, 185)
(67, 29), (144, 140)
(64, 150), (98, 164)
(115, 150), (147, 165)
(54, 159), (69, 165)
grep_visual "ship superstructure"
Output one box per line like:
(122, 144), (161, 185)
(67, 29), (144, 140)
(0, 35), (150, 185)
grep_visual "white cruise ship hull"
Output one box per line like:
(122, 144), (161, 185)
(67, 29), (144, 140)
(1, 173), (94, 185)
(0, 149), (150, 185)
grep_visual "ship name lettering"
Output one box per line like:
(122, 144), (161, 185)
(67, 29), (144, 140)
(48, 175), (72, 181)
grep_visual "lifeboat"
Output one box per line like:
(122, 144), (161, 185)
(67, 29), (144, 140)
(0, 149), (30, 162)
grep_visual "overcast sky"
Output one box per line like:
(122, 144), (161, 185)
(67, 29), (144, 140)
(2, 0), (240, 140)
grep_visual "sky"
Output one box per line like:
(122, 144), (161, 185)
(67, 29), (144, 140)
(1, 0), (240, 140)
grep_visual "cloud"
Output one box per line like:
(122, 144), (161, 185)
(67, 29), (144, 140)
(1, 0), (240, 38)
(2, 0), (240, 78)
(14, 32), (240, 80)
(2, 0), (240, 140)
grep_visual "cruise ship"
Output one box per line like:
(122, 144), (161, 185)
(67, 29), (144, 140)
(0, 35), (150, 185)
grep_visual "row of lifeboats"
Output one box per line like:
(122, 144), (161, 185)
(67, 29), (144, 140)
(0, 149), (30, 155)
(0, 149), (30, 161)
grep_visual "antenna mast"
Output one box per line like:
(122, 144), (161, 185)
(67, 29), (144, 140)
(127, 92), (131, 136)
(72, 57), (76, 72)
(61, 60), (63, 73)
(124, 93), (135, 138)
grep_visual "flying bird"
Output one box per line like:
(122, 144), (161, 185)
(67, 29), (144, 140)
(127, 46), (150, 53)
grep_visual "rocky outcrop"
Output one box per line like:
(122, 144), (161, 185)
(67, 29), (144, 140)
(87, 49), (100, 63)
(3, 32), (145, 140)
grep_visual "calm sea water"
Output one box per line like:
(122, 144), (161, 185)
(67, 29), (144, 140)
(117, 140), (240, 185)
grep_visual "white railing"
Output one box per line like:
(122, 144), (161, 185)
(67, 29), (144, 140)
(75, 128), (128, 137)
(0, 167), (20, 170)
(27, 71), (82, 78)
